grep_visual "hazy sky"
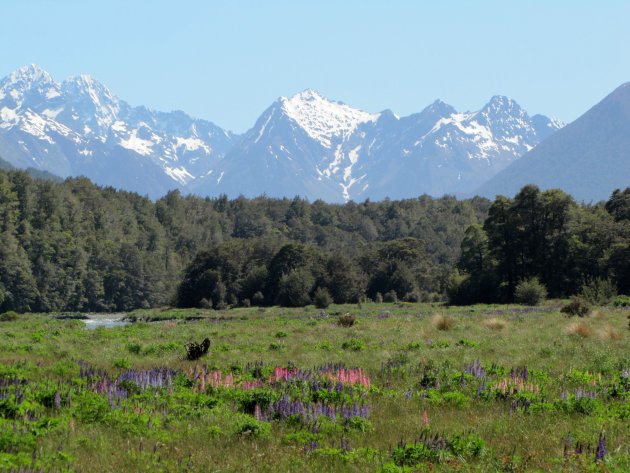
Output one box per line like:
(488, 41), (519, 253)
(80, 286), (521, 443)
(3, 1), (630, 132)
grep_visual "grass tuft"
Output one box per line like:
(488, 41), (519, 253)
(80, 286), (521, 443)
(599, 324), (622, 341)
(432, 314), (455, 331)
(566, 321), (592, 338)
(482, 318), (506, 330)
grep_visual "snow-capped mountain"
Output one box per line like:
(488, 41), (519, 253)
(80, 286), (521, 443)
(0, 65), (562, 201)
(191, 90), (562, 201)
(0, 65), (236, 198)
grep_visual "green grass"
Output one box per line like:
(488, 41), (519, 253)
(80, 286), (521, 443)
(0, 302), (628, 472)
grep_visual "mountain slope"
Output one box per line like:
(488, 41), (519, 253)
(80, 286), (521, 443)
(476, 83), (630, 202)
(191, 91), (561, 201)
(0, 65), (237, 198)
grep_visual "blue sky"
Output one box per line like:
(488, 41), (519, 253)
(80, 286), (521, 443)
(3, 1), (630, 132)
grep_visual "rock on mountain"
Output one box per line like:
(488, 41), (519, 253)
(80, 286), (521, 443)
(190, 90), (561, 202)
(476, 82), (630, 202)
(0, 65), (237, 198)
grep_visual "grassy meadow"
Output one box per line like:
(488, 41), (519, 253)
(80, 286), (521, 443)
(0, 302), (628, 472)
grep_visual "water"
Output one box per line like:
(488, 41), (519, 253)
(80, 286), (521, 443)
(81, 317), (130, 329)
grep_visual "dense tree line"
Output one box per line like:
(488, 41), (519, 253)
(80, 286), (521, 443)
(449, 185), (630, 304)
(0, 167), (490, 312)
(175, 237), (435, 308)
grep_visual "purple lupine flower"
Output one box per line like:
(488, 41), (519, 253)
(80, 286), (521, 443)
(54, 391), (61, 408)
(595, 432), (606, 461)
(464, 359), (486, 379)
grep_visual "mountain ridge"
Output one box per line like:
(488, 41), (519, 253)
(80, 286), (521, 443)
(0, 65), (562, 201)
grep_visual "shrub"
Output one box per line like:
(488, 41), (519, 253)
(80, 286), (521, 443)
(126, 342), (142, 355)
(611, 295), (630, 307)
(0, 311), (18, 322)
(341, 338), (365, 351)
(318, 340), (333, 351)
(383, 290), (398, 303)
(344, 416), (372, 432)
(580, 278), (617, 305)
(374, 292), (383, 303)
(199, 298), (213, 309)
(236, 418), (271, 438)
(337, 314), (356, 327)
(313, 287), (332, 309)
(113, 358), (131, 369)
(403, 291), (421, 303)
(186, 338), (211, 360)
(392, 443), (439, 466)
(514, 277), (547, 306)
(561, 297), (591, 317)
(447, 432), (486, 458)
(252, 291), (265, 306)
(432, 314), (455, 331)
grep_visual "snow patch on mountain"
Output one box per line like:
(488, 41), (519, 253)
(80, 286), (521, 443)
(119, 129), (154, 156)
(280, 89), (378, 148)
(165, 165), (195, 185)
(175, 136), (211, 153)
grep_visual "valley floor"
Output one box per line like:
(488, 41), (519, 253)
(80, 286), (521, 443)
(0, 302), (628, 472)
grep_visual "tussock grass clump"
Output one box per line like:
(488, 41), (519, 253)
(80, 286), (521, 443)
(482, 318), (506, 330)
(591, 310), (606, 320)
(566, 321), (593, 338)
(432, 314), (455, 331)
(599, 325), (622, 341)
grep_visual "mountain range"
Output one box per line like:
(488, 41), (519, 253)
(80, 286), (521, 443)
(0, 65), (567, 201)
(0, 65), (236, 198)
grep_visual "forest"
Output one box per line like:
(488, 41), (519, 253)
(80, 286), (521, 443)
(0, 167), (488, 312)
(0, 165), (628, 313)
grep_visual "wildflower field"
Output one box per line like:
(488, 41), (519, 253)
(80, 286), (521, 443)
(0, 302), (628, 472)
